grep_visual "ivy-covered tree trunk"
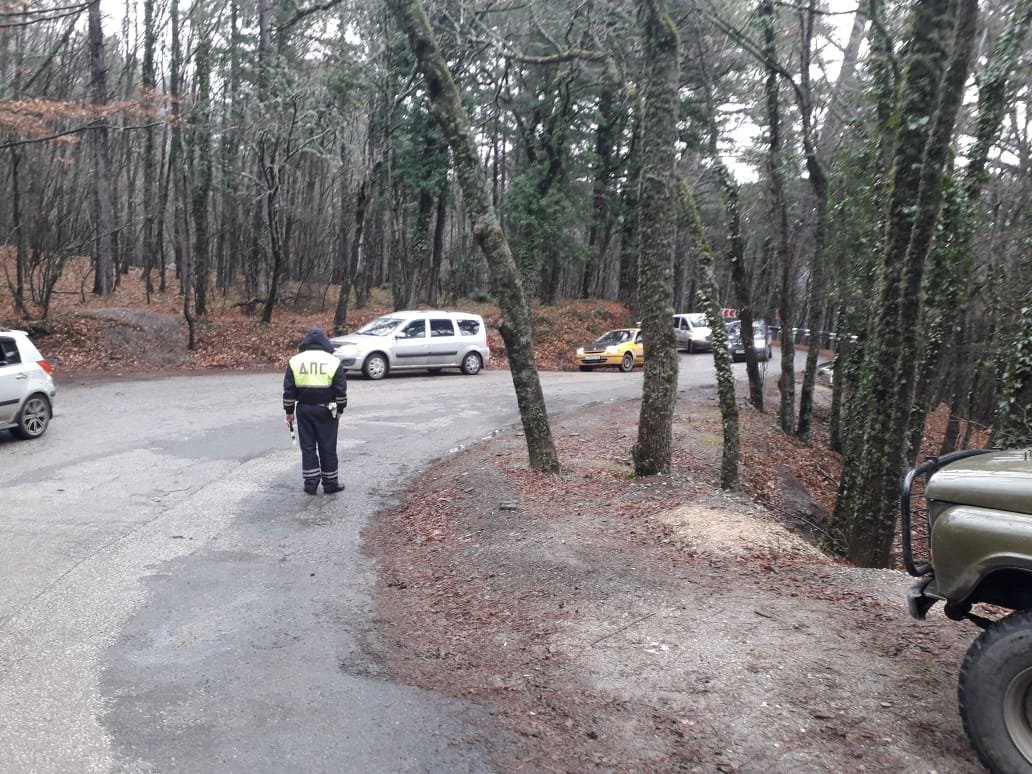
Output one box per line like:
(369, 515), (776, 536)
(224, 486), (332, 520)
(911, 0), (1032, 458)
(631, 0), (679, 478)
(832, 0), (975, 568)
(385, 0), (560, 473)
(693, 26), (763, 411)
(683, 186), (740, 488)
(993, 294), (1032, 448)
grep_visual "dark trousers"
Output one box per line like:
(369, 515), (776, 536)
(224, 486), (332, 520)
(296, 402), (340, 489)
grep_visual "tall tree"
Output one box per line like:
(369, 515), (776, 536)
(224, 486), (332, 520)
(993, 293), (1032, 448)
(87, 0), (115, 295)
(631, 0), (680, 477)
(760, 0), (795, 435)
(683, 185), (740, 488)
(189, 5), (213, 321)
(385, 0), (561, 473)
(794, 0), (830, 442)
(919, 0), (1032, 455)
(832, 0), (978, 567)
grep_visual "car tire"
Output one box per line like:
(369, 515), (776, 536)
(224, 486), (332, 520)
(959, 609), (1032, 772)
(363, 353), (389, 380)
(619, 353), (634, 372)
(460, 352), (482, 375)
(12, 394), (51, 440)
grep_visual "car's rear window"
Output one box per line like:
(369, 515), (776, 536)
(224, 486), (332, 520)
(1, 337), (23, 365)
(457, 319), (481, 336)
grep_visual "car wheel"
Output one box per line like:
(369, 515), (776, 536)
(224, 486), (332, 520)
(12, 394), (51, 440)
(460, 352), (482, 375)
(363, 353), (389, 380)
(619, 353), (634, 372)
(959, 609), (1032, 772)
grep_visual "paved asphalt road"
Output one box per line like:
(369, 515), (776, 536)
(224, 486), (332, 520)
(0, 353), (786, 773)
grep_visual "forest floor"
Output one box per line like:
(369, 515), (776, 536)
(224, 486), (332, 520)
(3, 255), (989, 772)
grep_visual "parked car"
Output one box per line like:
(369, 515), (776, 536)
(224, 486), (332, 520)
(726, 318), (772, 361)
(575, 328), (643, 372)
(329, 310), (490, 380)
(0, 327), (56, 440)
(673, 313), (712, 353)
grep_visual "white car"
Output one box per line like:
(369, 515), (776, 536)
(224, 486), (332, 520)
(330, 310), (490, 380)
(673, 313), (712, 353)
(0, 327), (56, 439)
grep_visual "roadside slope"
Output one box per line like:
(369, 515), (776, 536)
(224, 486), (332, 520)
(365, 395), (983, 773)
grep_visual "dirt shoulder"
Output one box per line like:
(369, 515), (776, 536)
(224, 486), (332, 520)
(365, 394), (985, 773)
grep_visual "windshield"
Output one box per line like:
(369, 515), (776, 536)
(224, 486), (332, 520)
(356, 316), (403, 336)
(595, 330), (634, 345)
(726, 320), (766, 336)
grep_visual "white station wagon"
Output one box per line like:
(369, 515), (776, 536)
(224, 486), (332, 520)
(330, 310), (490, 380)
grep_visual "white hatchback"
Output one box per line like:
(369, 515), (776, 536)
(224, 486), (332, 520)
(0, 327), (56, 439)
(330, 310), (490, 380)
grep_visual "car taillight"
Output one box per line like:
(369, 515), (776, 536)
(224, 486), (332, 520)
(37, 359), (54, 375)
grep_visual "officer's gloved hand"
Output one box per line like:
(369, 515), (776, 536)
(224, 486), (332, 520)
(337, 396), (347, 412)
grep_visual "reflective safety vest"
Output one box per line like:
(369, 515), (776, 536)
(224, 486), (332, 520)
(289, 350), (341, 387)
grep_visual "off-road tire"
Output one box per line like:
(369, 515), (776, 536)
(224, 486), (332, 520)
(619, 353), (634, 372)
(363, 353), (389, 380)
(959, 609), (1032, 772)
(460, 352), (482, 375)
(12, 394), (51, 439)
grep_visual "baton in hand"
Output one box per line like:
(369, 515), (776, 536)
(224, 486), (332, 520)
(287, 419), (296, 445)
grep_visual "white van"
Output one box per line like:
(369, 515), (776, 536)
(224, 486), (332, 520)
(672, 313), (712, 353)
(329, 310), (490, 380)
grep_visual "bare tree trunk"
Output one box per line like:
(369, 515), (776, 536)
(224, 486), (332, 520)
(140, 0), (158, 302)
(385, 0), (560, 473)
(795, 0), (830, 442)
(8, 148), (30, 318)
(88, 0), (115, 295)
(190, 12), (213, 320)
(760, 0), (794, 434)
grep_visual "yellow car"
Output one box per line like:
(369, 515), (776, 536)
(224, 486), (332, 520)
(575, 328), (644, 372)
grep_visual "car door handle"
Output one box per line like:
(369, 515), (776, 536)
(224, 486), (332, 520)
(15, 373), (27, 380)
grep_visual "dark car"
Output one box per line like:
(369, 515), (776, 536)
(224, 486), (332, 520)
(725, 319), (772, 361)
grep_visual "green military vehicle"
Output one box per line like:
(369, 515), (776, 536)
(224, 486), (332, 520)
(903, 448), (1032, 773)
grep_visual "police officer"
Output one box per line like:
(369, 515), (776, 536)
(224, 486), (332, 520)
(283, 328), (348, 494)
